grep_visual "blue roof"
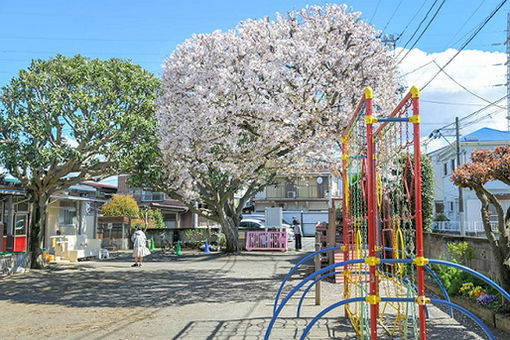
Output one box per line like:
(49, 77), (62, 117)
(461, 127), (510, 142)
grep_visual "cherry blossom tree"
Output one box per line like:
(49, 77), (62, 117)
(452, 146), (510, 302)
(153, 4), (398, 252)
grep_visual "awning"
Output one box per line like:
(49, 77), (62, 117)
(0, 189), (26, 196)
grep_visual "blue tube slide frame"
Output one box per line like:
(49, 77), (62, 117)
(424, 264), (453, 317)
(382, 247), (452, 317)
(268, 258), (509, 339)
(296, 270), (427, 318)
(272, 246), (340, 314)
(266, 258), (364, 340)
(299, 297), (496, 340)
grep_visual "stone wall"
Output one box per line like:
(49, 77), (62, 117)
(424, 232), (496, 276)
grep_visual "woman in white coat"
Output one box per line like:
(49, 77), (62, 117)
(131, 226), (151, 267)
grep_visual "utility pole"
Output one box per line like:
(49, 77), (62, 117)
(381, 34), (398, 50)
(506, 12), (510, 131)
(456, 117), (465, 236)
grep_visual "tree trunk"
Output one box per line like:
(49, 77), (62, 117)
(218, 211), (240, 253)
(29, 194), (48, 269)
(477, 190), (510, 311)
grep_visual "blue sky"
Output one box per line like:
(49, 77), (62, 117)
(1, 0), (508, 83)
(1, 0), (509, 183)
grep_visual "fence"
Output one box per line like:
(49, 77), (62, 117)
(432, 221), (498, 235)
(245, 231), (287, 251)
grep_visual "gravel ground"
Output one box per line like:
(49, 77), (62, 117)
(0, 239), (508, 339)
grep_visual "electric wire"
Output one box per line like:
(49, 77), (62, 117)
(444, 0), (487, 49)
(381, 0), (404, 34)
(421, 0), (508, 90)
(395, 0), (430, 42)
(431, 60), (506, 109)
(395, 0), (440, 59)
(397, 0), (447, 64)
(369, 0), (382, 25)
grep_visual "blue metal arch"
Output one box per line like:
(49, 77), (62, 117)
(272, 246), (340, 315)
(299, 297), (496, 340)
(265, 258), (364, 340)
(296, 270), (428, 318)
(382, 246), (452, 317)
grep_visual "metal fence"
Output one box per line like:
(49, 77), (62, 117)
(432, 221), (498, 235)
(245, 231), (288, 251)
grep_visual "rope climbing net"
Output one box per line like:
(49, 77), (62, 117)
(341, 86), (426, 339)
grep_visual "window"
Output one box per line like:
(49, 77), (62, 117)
(435, 202), (444, 214)
(59, 200), (77, 226)
(443, 163), (448, 175)
(163, 213), (176, 228)
(450, 202), (454, 211)
(451, 159), (455, 171)
(141, 190), (164, 202)
(14, 215), (26, 235)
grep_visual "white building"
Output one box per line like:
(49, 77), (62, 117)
(427, 127), (510, 235)
(251, 171), (340, 236)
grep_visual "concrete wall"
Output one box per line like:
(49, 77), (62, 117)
(424, 232), (497, 277)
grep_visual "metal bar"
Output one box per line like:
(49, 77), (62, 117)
(342, 93), (367, 138)
(411, 86), (427, 340)
(428, 259), (510, 302)
(374, 91), (412, 136)
(376, 117), (410, 122)
(342, 137), (349, 314)
(272, 245), (341, 314)
(365, 86), (378, 340)
(314, 232), (321, 305)
(424, 265), (453, 317)
(265, 258), (364, 339)
(300, 297), (495, 340)
(299, 298), (365, 340)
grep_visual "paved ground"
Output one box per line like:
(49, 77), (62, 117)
(0, 237), (508, 339)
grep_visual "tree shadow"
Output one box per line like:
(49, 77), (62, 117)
(0, 266), (284, 308)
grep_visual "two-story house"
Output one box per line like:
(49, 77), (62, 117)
(251, 170), (340, 236)
(428, 127), (510, 235)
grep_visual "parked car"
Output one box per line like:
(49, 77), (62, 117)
(238, 218), (294, 242)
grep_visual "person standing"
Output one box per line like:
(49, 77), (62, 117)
(131, 226), (150, 267)
(292, 217), (302, 251)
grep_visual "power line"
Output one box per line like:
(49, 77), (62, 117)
(421, 100), (502, 107)
(381, 0), (404, 34)
(395, 0), (430, 42)
(369, 0), (382, 24)
(444, 0), (487, 49)
(399, 60), (435, 77)
(397, 0), (447, 64)
(431, 60), (506, 109)
(421, 0), (508, 90)
(395, 0), (440, 59)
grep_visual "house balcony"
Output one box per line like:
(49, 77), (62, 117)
(260, 185), (329, 200)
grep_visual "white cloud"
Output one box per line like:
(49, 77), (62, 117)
(395, 48), (507, 152)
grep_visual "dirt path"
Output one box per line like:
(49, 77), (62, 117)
(0, 249), (508, 339)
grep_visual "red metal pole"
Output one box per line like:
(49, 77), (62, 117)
(342, 139), (349, 312)
(365, 87), (378, 340)
(411, 86), (427, 340)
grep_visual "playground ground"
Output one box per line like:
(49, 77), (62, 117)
(0, 237), (508, 340)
